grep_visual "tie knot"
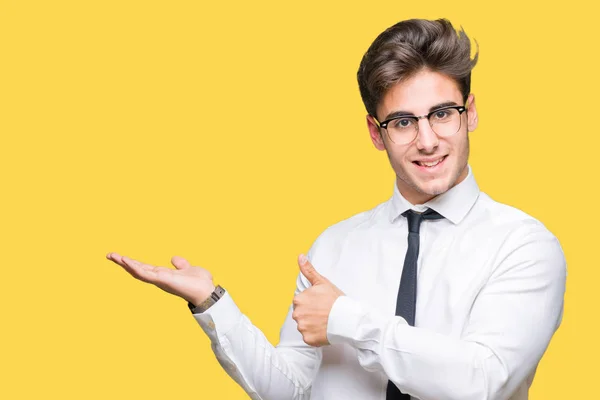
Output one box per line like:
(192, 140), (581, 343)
(402, 208), (444, 233)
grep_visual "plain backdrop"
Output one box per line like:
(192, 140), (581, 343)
(1, 0), (597, 398)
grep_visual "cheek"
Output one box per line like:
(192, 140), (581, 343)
(449, 131), (469, 154)
(388, 151), (411, 174)
(447, 136), (470, 175)
(384, 145), (409, 164)
(457, 135), (470, 158)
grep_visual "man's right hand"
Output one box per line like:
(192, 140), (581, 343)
(106, 252), (216, 307)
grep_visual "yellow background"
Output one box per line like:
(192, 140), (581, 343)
(1, 0), (597, 398)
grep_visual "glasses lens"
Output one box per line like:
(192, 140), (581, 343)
(430, 108), (461, 137)
(386, 117), (418, 144)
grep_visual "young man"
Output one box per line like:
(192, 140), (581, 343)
(107, 18), (566, 400)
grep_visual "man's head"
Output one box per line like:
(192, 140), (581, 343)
(357, 19), (479, 204)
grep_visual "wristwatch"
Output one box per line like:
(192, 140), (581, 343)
(187, 285), (226, 313)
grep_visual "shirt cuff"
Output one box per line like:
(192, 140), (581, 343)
(327, 295), (398, 347)
(327, 296), (366, 345)
(191, 291), (242, 342)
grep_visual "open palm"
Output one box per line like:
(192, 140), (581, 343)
(106, 252), (215, 306)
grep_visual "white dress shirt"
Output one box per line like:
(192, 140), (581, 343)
(193, 166), (566, 400)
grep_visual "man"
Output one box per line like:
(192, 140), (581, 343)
(107, 18), (566, 400)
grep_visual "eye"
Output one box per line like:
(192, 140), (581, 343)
(433, 110), (450, 120)
(390, 118), (414, 129)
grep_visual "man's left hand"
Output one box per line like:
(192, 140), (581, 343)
(292, 254), (344, 347)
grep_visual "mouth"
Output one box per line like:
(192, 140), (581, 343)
(413, 155), (447, 171)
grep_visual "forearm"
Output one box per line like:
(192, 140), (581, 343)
(327, 297), (502, 400)
(328, 295), (559, 400)
(327, 232), (565, 400)
(194, 292), (320, 400)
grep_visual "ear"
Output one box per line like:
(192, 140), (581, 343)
(366, 115), (386, 151)
(465, 94), (478, 132)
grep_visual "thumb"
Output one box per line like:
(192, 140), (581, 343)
(171, 256), (191, 270)
(298, 254), (325, 285)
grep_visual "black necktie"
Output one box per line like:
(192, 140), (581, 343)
(386, 208), (444, 400)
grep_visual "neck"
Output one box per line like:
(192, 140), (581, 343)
(400, 189), (437, 206)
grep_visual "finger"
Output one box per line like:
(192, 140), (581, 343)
(106, 252), (126, 266)
(292, 294), (301, 309)
(298, 254), (324, 286)
(171, 256), (191, 270)
(107, 253), (138, 275)
(119, 256), (169, 284)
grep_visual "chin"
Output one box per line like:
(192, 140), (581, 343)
(417, 181), (451, 197)
(414, 159), (465, 192)
(396, 159), (466, 202)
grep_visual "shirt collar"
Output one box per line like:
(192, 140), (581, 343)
(388, 165), (480, 225)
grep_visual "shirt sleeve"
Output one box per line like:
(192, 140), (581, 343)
(326, 225), (567, 400)
(191, 258), (322, 400)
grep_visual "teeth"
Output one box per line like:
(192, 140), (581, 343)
(418, 157), (444, 167)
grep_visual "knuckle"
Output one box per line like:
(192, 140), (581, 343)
(304, 335), (315, 346)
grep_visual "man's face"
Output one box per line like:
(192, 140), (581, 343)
(367, 69), (478, 205)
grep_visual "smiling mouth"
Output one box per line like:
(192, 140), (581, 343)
(413, 155), (447, 168)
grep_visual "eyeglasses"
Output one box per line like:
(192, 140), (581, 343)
(373, 105), (467, 145)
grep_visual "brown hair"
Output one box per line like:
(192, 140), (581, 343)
(357, 18), (479, 119)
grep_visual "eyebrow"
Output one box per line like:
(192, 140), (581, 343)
(382, 101), (460, 121)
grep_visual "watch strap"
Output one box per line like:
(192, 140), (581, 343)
(188, 285), (225, 313)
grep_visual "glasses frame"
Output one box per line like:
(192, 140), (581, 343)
(373, 105), (467, 144)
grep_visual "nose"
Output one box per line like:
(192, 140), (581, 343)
(415, 119), (439, 152)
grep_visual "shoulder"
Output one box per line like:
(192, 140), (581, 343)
(475, 192), (558, 239)
(294, 200), (388, 291)
(475, 192), (566, 278)
(307, 200), (388, 257)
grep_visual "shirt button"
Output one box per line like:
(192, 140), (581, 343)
(207, 321), (216, 330)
